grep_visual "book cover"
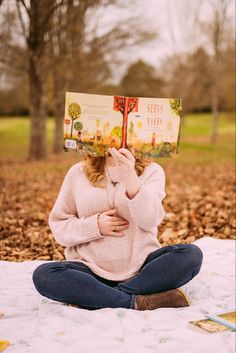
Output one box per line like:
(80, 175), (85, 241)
(0, 340), (9, 353)
(189, 310), (236, 333)
(206, 310), (236, 331)
(63, 92), (182, 159)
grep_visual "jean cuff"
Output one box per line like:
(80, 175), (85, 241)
(130, 294), (136, 309)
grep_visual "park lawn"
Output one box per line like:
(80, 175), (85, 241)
(0, 117), (54, 161)
(174, 112), (235, 165)
(182, 112), (235, 136)
(0, 113), (235, 164)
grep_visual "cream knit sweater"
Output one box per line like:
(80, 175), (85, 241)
(48, 160), (166, 281)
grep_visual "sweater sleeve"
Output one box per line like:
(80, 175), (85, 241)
(48, 167), (105, 247)
(124, 164), (166, 231)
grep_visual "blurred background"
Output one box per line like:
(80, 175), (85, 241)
(0, 0), (235, 261)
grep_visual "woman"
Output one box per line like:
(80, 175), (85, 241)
(32, 147), (203, 310)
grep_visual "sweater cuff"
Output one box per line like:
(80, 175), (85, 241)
(80, 213), (105, 241)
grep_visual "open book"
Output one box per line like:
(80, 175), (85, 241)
(63, 92), (182, 158)
(189, 310), (236, 333)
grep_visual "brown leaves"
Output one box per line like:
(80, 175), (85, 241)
(0, 159), (68, 261)
(0, 157), (235, 261)
(158, 162), (236, 245)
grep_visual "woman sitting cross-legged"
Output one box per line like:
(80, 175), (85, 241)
(32, 147), (203, 310)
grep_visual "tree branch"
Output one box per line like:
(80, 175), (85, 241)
(17, 0), (31, 18)
(0, 58), (27, 73)
(40, 0), (66, 32)
(16, 0), (27, 39)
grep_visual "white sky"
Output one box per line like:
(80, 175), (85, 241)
(92, 0), (235, 81)
(125, 0), (235, 65)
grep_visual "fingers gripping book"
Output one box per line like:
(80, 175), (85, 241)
(63, 92), (182, 159)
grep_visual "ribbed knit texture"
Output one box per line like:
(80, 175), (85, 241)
(48, 161), (166, 281)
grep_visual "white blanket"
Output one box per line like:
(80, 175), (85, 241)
(0, 236), (235, 353)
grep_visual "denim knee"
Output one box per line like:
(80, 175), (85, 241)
(32, 262), (56, 293)
(185, 244), (203, 275)
(172, 243), (203, 274)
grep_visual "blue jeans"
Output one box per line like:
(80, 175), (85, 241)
(32, 243), (203, 310)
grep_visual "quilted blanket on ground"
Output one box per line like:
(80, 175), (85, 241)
(0, 236), (235, 353)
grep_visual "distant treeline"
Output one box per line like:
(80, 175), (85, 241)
(0, 48), (235, 116)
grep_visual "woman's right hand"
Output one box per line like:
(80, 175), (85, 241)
(97, 209), (129, 237)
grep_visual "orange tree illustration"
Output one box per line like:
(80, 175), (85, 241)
(68, 103), (81, 138)
(113, 96), (138, 147)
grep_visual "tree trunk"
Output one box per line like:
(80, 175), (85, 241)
(53, 71), (64, 154)
(211, 78), (218, 144)
(180, 113), (185, 135)
(53, 97), (64, 153)
(28, 53), (47, 160)
(210, 52), (219, 144)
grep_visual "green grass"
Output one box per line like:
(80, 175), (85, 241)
(0, 117), (54, 160)
(0, 113), (235, 164)
(182, 112), (235, 135)
(175, 112), (235, 164)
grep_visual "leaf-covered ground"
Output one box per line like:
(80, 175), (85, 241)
(0, 156), (235, 261)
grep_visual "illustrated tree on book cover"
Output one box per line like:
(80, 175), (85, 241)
(129, 121), (134, 144)
(170, 98), (182, 116)
(68, 103), (81, 138)
(113, 96), (139, 147)
(74, 121), (84, 141)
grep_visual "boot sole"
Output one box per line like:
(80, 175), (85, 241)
(176, 288), (191, 306)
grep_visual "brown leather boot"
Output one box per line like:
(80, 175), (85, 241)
(134, 288), (190, 310)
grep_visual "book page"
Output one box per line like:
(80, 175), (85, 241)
(126, 97), (181, 158)
(217, 311), (236, 324)
(189, 318), (229, 333)
(206, 310), (236, 330)
(64, 92), (123, 156)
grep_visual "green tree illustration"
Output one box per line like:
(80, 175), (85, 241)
(170, 99), (182, 116)
(129, 121), (134, 144)
(74, 121), (83, 131)
(111, 126), (122, 139)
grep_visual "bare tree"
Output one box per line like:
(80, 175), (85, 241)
(163, 0), (203, 132)
(49, 0), (110, 153)
(210, 0), (231, 143)
(0, 0), (67, 159)
(49, 0), (156, 154)
(163, 0), (233, 141)
(18, 0), (66, 160)
(198, 0), (232, 143)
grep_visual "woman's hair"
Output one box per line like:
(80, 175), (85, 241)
(83, 152), (152, 188)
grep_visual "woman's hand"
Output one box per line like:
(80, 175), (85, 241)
(97, 209), (129, 237)
(107, 148), (136, 178)
(108, 147), (142, 199)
